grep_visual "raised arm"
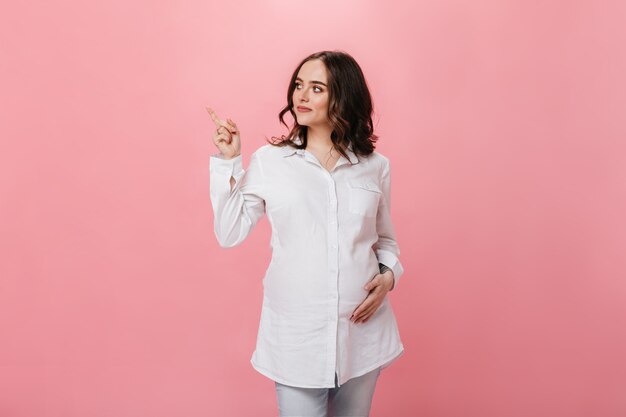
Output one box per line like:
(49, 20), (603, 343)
(206, 106), (265, 247)
(209, 151), (266, 247)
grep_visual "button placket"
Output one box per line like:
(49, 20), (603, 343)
(299, 148), (342, 385)
(325, 171), (340, 385)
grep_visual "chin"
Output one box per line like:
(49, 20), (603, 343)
(296, 117), (312, 126)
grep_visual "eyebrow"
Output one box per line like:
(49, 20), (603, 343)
(296, 77), (327, 87)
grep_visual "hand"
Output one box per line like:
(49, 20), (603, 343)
(206, 106), (241, 159)
(350, 271), (395, 324)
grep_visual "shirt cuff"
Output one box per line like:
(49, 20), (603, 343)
(210, 152), (243, 177)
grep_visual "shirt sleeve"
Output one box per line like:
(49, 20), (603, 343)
(373, 157), (404, 289)
(209, 150), (266, 247)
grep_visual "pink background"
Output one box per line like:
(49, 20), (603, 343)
(1, 0), (625, 416)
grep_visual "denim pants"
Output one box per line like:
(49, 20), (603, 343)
(274, 366), (382, 417)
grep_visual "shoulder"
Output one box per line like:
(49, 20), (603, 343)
(369, 150), (389, 164)
(252, 143), (272, 155)
(250, 143), (278, 159)
(366, 150), (391, 172)
(249, 143), (292, 168)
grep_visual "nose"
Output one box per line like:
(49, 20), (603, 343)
(296, 87), (309, 102)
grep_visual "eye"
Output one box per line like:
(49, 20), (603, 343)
(294, 82), (324, 93)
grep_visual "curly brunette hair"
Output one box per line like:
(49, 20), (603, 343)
(266, 50), (379, 162)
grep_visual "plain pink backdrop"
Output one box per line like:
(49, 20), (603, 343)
(1, 1), (625, 416)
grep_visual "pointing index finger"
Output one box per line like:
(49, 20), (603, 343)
(205, 106), (223, 128)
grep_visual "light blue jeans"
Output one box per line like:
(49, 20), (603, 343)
(274, 366), (382, 417)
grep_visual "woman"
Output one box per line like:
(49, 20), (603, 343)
(207, 50), (405, 417)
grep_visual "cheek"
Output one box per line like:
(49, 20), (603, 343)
(314, 97), (329, 112)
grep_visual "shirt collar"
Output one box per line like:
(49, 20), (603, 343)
(281, 135), (359, 165)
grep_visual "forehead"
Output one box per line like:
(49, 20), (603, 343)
(296, 59), (327, 82)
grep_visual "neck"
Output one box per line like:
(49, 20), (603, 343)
(305, 125), (334, 151)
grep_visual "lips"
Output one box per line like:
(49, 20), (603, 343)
(297, 106), (312, 112)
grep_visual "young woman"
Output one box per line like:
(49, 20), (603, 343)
(207, 50), (405, 417)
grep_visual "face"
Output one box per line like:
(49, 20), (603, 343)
(292, 59), (330, 128)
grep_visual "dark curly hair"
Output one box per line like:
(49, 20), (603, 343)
(265, 50), (379, 162)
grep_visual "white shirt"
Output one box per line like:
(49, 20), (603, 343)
(209, 135), (405, 388)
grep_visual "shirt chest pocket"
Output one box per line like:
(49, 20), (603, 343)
(347, 179), (382, 218)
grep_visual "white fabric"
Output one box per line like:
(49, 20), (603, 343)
(209, 136), (405, 388)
